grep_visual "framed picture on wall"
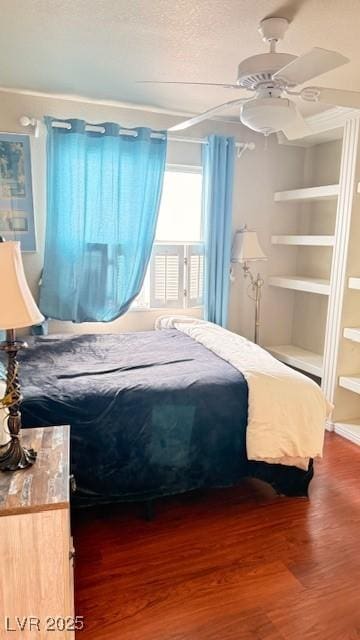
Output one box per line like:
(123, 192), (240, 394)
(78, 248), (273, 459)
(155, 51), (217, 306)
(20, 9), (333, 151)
(0, 133), (35, 251)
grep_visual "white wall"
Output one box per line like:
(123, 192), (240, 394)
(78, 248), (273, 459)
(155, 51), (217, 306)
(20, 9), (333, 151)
(0, 89), (305, 342)
(230, 136), (306, 344)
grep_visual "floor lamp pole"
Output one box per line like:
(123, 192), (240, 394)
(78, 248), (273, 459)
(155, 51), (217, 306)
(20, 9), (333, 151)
(254, 274), (262, 345)
(242, 264), (264, 345)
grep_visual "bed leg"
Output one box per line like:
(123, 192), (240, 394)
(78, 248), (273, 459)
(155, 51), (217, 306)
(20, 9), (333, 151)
(144, 499), (155, 521)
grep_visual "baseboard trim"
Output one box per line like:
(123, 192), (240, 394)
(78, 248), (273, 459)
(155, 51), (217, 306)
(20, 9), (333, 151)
(334, 421), (360, 446)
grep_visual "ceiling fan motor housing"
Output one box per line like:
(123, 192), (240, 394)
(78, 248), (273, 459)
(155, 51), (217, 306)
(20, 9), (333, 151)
(240, 97), (297, 135)
(237, 53), (296, 89)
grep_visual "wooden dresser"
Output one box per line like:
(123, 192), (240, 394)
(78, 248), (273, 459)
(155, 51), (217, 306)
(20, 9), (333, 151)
(0, 426), (76, 640)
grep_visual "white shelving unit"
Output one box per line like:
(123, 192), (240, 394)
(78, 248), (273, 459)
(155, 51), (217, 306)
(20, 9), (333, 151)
(274, 184), (339, 202)
(267, 345), (323, 377)
(339, 375), (360, 395)
(267, 138), (341, 392)
(269, 276), (330, 295)
(267, 119), (360, 448)
(332, 228), (360, 445)
(349, 277), (360, 290)
(344, 327), (360, 343)
(271, 235), (334, 246)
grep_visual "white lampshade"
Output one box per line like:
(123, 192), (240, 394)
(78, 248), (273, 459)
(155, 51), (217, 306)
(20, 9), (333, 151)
(231, 228), (267, 263)
(0, 241), (44, 330)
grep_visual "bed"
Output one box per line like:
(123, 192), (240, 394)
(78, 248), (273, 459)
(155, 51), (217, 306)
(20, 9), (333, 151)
(15, 320), (328, 506)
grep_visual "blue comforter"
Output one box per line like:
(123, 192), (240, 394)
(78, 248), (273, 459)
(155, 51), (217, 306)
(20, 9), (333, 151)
(19, 330), (249, 504)
(17, 329), (313, 503)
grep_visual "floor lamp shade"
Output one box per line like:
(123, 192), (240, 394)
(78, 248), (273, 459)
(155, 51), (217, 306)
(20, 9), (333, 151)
(230, 228), (267, 346)
(231, 229), (267, 263)
(0, 241), (44, 330)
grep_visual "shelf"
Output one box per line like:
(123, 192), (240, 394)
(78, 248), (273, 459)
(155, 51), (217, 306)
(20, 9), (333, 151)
(349, 277), (360, 290)
(267, 345), (323, 377)
(339, 375), (360, 395)
(334, 420), (360, 447)
(274, 184), (339, 202)
(344, 327), (360, 343)
(271, 235), (335, 246)
(269, 276), (330, 295)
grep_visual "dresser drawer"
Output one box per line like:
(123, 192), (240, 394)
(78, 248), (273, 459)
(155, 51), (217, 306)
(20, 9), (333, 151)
(0, 426), (75, 639)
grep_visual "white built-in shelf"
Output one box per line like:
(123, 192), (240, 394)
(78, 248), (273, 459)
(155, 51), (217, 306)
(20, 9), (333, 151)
(339, 375), (360, 395)
(344, 327), (360, 343)
(335, 420), (360, 447)
(349, 277), (360, 290)
(271, 235), (335, 246)
(269, 275), (330, 295)
(274, 184), (339, 203)
(267, 344), (323, 377)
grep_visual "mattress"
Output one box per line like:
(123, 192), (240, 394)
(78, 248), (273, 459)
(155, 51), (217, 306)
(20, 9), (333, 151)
(17, 330), (313, 505)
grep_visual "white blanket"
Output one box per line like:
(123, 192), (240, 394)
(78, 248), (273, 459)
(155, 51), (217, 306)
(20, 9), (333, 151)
(155, 316), (332, 470)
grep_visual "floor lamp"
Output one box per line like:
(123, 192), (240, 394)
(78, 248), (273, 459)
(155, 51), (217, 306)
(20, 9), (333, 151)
(0, 239), (44, 471)
(231, 227), (267, 345)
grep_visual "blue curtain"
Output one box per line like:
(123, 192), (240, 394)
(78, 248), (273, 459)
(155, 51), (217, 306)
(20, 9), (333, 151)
(202, 135), (235, 327)
(40, 118), (167, 322)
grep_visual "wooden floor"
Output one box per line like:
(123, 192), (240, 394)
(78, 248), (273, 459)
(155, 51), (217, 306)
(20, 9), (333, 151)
(73, 433), (360, 640)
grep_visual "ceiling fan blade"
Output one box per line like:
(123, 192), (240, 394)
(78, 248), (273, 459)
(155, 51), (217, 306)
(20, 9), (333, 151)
(273, 47), (349, 86)
(168, 98), (253, 132)
(301, 86), (360, 109)
(137, 81), (241, 89)
(281, 107), (312, 140)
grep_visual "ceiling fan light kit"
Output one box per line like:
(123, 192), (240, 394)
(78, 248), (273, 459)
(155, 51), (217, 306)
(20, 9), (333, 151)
(141, 15), (360, 140)
(241, 97), (296, 136)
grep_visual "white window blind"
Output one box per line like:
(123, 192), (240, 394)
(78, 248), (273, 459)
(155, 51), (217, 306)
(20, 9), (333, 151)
(150, 244), (184, 309)
(149, 243), (204, 309)
(186, 244), (204, 307)
(133, 166), (204, 311)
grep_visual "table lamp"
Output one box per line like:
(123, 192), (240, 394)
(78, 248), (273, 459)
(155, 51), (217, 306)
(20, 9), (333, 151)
(0, 239), (44, 471)
(231, 226), (267, 344)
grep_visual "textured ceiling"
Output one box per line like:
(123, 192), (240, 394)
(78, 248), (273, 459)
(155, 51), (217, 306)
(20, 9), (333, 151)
(0, 0), (359, 119)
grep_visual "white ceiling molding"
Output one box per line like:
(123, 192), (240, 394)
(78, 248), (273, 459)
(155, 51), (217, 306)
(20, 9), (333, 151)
(306, 106), (360, 130)
(0, 86), (243, 129)
(277, 106), (360, 146)
(0, 85), (194, 118)
(2, 86), (359, 145)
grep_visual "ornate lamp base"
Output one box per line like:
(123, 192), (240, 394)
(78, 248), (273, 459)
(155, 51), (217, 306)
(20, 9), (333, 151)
(0, 436), (37, 471)
(0, 330), (37, 472)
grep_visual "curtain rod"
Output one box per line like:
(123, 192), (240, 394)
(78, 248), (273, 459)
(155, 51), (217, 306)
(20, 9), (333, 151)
(19, 115), (255, 156)
(168, 136), (255, 154)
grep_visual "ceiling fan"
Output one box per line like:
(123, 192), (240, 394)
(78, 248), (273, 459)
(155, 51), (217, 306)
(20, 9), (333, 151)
(139, 17), (360, 139)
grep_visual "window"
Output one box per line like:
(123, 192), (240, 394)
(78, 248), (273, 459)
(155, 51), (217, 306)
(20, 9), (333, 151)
(134, 166), (204, 309)
(155, 169), (203, 242)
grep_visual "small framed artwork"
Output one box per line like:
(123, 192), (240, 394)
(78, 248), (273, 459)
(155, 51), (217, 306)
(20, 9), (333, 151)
(0, 133), (35, 251)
